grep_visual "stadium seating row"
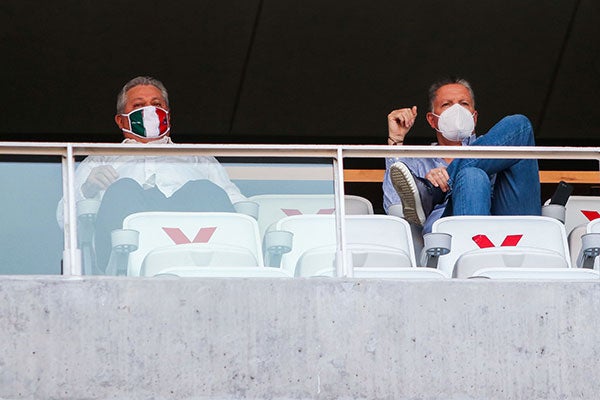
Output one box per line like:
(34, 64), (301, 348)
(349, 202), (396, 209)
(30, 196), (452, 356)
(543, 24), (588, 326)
(77, 194), (600, 280)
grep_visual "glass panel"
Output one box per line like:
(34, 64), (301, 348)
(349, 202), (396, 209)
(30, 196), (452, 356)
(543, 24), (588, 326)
(0, 156), (64, 275)
(68, 151), (339, 277)
(342, 155), (419, 278)
(230, 157), (339, 278)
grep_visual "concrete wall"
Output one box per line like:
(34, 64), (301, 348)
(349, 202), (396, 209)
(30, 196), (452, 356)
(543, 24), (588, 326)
(1, 276), (599, 399)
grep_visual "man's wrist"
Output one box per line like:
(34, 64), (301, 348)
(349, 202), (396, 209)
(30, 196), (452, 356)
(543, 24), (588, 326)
(388, 136), (403, 145)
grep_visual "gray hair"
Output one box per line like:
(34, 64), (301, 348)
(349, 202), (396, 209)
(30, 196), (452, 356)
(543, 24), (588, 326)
(428, 77), (475, 112)
(116, 76), (169, 114)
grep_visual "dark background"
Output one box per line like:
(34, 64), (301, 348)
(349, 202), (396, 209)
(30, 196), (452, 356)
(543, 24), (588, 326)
(1, 0), (598, 146)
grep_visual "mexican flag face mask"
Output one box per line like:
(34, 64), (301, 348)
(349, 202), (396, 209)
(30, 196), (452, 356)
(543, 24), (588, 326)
(120, 105), (170, 139)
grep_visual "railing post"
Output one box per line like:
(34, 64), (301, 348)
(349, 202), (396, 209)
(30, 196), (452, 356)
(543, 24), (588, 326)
(62, 144), (82, 276)
(333, 148), (349, 277)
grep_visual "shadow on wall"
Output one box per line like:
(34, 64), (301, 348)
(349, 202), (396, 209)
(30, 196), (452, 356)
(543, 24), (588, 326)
(0, 161), (63, 274)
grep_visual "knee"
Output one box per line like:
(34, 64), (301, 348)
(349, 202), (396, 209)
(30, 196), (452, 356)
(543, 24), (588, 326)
(454, 167), (489, 189)
(103, 178), (142, 198)
(508, 113), (532, 127)
(178, 179), (232, 201)
(506, 114), (534, 137)
(179, 179), (221, 195)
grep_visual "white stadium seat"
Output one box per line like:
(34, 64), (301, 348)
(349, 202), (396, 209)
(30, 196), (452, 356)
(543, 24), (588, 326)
(554, 196), (600, 267)
(264, 214), (417, 277)
(107, 212), (264, 276)
(576, 218), (600, 270)
(424, 215), (571, 278)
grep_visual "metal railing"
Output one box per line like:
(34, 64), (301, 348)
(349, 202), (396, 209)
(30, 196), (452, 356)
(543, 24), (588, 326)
(2, 141), (600, 277)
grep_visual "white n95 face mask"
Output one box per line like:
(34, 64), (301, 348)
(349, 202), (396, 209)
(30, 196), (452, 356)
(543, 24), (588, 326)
(433, 103), (475, 141)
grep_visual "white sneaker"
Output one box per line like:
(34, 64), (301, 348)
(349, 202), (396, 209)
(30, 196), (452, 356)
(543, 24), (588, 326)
(390, 162), (427, 227)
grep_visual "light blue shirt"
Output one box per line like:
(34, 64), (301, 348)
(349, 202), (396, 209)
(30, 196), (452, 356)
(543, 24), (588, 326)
(383, 135), (477, 234)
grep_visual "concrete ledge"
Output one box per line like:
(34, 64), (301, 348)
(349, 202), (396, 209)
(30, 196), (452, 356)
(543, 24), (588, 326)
(0, 276), (599, 399)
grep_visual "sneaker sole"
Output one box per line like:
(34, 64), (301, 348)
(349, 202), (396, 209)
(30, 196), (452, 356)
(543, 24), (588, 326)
(390, 162), (426, 226)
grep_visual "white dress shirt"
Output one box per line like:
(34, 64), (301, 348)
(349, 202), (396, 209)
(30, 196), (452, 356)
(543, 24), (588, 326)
(56, 138), (246, 227)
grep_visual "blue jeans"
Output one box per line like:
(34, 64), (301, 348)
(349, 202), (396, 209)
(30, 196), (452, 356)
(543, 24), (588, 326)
(445, 114), (541, 217)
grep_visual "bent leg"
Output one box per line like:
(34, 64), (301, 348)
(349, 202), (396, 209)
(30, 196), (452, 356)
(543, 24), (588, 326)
(167, 179), (235, 212)
(94, 178), (150, 271)
(448, 167), (491, 215)
(446, 114), (541, 216)
(491, 159), (541, 215)
(447, 114), (536, 177)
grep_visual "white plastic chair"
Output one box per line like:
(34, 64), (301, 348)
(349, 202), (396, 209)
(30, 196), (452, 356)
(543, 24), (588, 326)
(425, 216), (571, 278)
(562, 195), (600, 234)
(575, 218), (600, 270)
(107, 212), (264, 276)
(264, 214), (417, 277)
(248, 194), (373, 237)
(553, 196), (600, 267)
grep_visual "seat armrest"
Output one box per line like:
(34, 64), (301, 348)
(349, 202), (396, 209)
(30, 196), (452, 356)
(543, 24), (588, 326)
(263, 230), (293, 268)
(76, 199), (101, 245)
(105, 229), (139, 275)
(577, 233), (600, 269)
(76, 199), (102, 275)
(419, 232), (451, 268)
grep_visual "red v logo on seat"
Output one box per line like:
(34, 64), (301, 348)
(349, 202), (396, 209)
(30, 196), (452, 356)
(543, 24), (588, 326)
(500, 234), (523, 246)
(472, 234), (495, 248)
(162, 227), (217, 245)
(581, 210), (600, 221)
(472, 234), (523, 248)
(282, 208), (335, 216)
(317, 208), (335, 214)
(282, 209), (302, 216)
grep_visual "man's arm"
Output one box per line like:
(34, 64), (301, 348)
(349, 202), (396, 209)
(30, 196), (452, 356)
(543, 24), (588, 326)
(387, 106), (417, 145)
(384, 106), (418, 212)
(81, 165), (119, 198)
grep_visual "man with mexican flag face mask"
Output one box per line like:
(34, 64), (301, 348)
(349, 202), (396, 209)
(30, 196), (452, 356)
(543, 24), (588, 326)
(56, 76), (247, 272)
(382, 76), (542, 236)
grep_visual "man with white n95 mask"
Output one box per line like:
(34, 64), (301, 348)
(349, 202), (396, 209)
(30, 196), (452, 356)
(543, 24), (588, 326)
(383, 76), (541, 234)
(56, 76), (246, 272)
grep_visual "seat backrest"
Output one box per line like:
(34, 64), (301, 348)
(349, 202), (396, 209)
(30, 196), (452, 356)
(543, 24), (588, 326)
(345, 195), (374, 214)
(431, 216), (571, 277)
(563, 195), (600, 235)
(122, 212), (263, 276)
(248, 194), (373, 237)
(271, 214), (416, 276)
